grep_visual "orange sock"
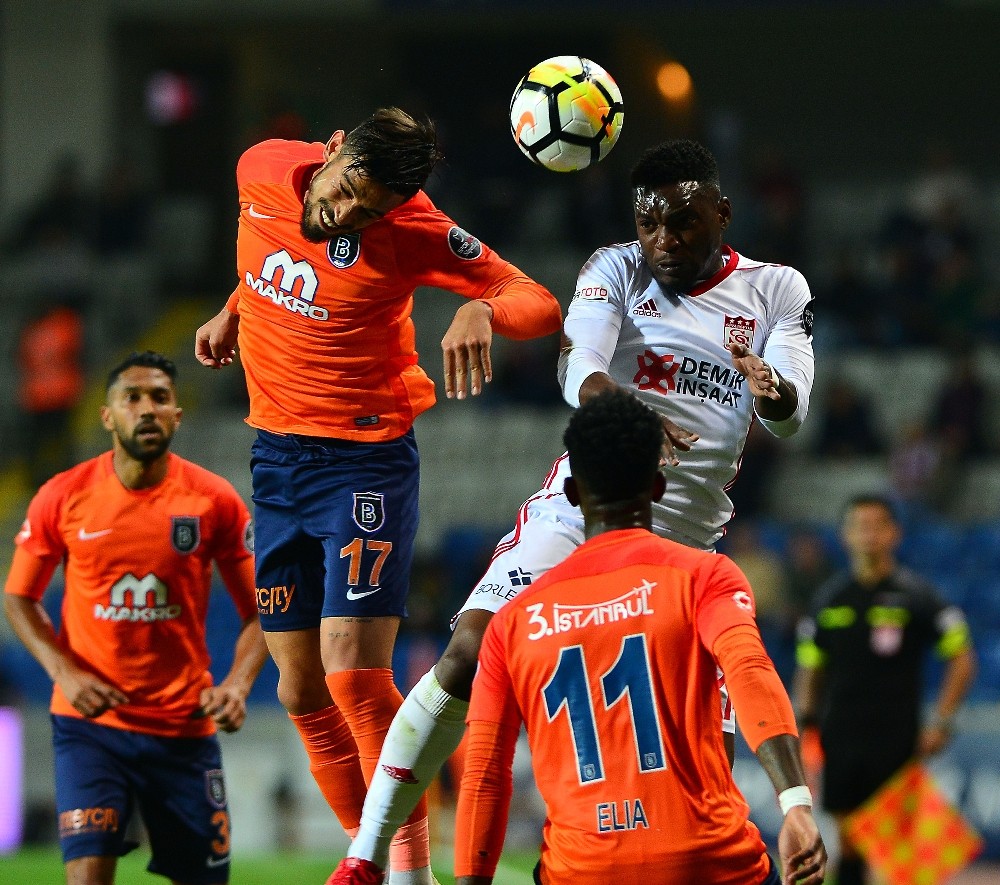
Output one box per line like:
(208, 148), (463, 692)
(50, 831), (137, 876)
(326, 669), (430, 871)
(289, 705), (367, 834)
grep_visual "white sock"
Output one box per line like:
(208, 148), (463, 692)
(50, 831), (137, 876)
(350, 668), (468, 868)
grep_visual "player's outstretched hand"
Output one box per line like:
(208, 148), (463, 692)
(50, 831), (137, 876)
(199, 684), (248, 733)
(728, 343), (780, 400)
(660, 415), (699, 467)
(778, 806), (827, 884)
(195, 307), (240, 369)
(60, 669), (129, 719)
(442, 300), (494, 401)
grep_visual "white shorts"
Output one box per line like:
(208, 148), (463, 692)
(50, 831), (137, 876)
(452, 498), (584, 622)
(451, 492), (735, 735)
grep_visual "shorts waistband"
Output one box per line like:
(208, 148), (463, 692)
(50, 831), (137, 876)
(256, 428), (343, 451)
(255, 427), (414, 452)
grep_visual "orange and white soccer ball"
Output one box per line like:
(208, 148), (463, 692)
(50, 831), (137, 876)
(509, 56), (624, 172)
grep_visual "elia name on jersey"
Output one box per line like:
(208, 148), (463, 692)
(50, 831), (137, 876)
(525, 579), (656, 640)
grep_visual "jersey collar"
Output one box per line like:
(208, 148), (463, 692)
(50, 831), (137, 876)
(687, 246), (739, 298)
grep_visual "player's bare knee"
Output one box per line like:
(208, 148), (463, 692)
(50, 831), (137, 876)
(275, 673), (332, 715)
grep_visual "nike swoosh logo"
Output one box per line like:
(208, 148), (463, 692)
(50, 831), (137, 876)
(345, 587), (381, 601)
(78, 528), (113, 541)
(247, 204), (275, 219)
(206, 855), (230, 868)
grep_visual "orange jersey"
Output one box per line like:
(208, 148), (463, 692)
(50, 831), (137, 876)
(229, 139), (560, 441)
(467, 528), (771, 885)
(5, 452), (255, 738)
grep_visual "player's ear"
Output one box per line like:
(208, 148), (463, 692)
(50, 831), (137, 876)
(564, 476), (580, 507)
(100, 405), (114, 432)
(718, 196), (733, 231)
(324, 130), (346, 160)
(651, 471), (667, 503)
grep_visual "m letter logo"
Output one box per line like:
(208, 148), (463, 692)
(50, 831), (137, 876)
(260, 250), (319, 302)
(111, 574), (169, 608)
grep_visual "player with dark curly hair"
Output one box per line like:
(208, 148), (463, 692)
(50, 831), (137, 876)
(194, 106), (561, 885)
(455, 389), (826, 884)
(561, 385), (663, 503)
(332, 138), (815, 885)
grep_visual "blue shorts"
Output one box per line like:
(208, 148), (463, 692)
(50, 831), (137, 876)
(52, 715), (231, 884)
(251, 428), (419, 629)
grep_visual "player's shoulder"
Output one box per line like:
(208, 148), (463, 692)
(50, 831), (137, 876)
(382, 191), (487, 252)
(733, 251), (806, 284)
(237, 138), (325, 188)
(33, 454), (109, 506)
(572, 241), (646, 303)
(582, 240), (643, 274)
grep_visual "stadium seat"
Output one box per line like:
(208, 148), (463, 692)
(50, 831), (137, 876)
(968, 629), (1000, 702)
(897, 521), (966, 573)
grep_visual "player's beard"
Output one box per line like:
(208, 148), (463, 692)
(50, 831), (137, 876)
(117, 421), (173, 463)
(300, 195), (330, 243)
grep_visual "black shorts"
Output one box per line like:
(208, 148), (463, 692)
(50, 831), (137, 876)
(821, 736), (914, 813)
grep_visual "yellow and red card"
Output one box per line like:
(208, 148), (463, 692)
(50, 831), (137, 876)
(845, 761), (984, 885)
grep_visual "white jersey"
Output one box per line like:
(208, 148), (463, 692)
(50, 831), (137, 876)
(555, 243), (814, 549)
(455, 245), (811, 734)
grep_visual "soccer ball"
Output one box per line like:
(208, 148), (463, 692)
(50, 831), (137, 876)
(509, 56), (624, 172)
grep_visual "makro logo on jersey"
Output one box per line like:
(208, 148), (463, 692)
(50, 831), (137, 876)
(246, 250), (329, 321)
(94, 573), (181, 622)
(525, 579), (656, 641)
(633, 349), (746, 408)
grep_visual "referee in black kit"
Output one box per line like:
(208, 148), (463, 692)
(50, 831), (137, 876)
(792, 494), (976, 885)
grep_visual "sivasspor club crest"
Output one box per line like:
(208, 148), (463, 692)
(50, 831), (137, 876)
(171, 516), (201, 554)
(205, 770), (227, 809)
(724, 315), (756, 349)
(352, 492), (386, 533)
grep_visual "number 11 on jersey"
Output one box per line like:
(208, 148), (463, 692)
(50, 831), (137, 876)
(542, 633), (667, 785)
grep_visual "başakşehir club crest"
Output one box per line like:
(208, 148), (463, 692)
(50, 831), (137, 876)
(171, 516), (201, 554)
(328, 233), (361, 269)
(352, 492), (386, 533)
(205, 770), (227, 809)
(724, 315), (756, 349)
